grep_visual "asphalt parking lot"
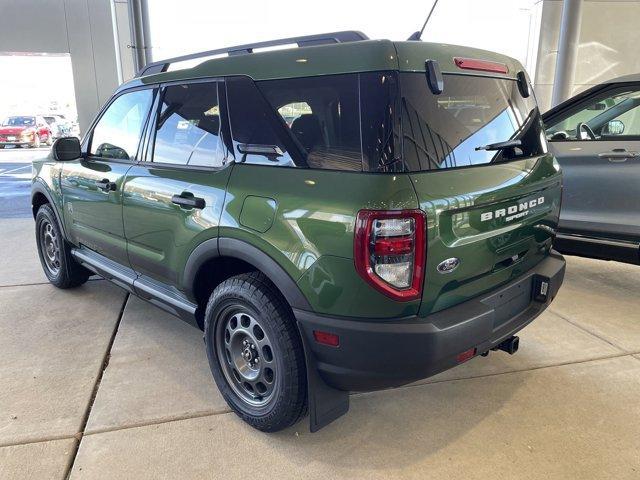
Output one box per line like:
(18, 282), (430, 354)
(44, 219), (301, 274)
(0, 148), (49, 219)
(0, 159), (639, 479)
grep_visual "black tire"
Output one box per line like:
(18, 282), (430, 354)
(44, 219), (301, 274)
(35, 204), (90, 289)
(204, 272), (307, 432)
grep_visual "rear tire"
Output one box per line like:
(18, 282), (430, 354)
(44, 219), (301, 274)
(35, 204), (90, 289)
(204, 272), (307, 432)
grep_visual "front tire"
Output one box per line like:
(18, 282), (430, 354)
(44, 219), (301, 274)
(204, 272), (307, 432)
(35, 204), (90, 288)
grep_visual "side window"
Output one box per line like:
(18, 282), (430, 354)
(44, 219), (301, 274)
(225, 77), (299, 167)
(152, 82), (225, 167)
(546, 88), (640, 141)
(90, 89), (153, 160)
(257, 74), (362, 171)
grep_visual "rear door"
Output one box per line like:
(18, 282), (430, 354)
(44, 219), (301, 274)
(122, 79), (233, 292)
(543, 83), (640, 263)
(398, 72), (562, 316)
(61, 87), (155, 265)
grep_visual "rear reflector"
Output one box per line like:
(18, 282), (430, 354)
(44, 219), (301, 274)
(456, 348), (476, 363)
(313, 330), (340, 347)
(454, 57), (509, 74)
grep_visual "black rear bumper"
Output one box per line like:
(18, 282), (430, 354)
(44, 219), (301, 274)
(295, 252), (566, 392)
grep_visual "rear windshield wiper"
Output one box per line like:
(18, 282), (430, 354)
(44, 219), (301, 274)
(475, 139), (522, 151)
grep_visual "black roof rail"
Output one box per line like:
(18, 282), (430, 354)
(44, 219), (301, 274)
(136, 31), (369, 77)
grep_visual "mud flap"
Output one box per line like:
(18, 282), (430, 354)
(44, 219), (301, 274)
(298, 321), (349, 432)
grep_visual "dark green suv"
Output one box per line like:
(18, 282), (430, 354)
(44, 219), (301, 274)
(31, 31), (565, 432)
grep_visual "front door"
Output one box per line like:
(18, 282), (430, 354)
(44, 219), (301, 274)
(61, 88), (155, 265)
(544, 83), (640, 260)
(122, 80), (233, 290)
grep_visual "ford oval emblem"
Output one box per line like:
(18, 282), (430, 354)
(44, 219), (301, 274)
(437, 257), (460, 274)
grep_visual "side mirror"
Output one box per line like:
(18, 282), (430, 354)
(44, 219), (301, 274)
(603, 120), (624, 135)
(52, 137), (82, 161)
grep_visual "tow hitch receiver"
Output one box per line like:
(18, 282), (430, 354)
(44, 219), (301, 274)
(494, 335), (520, 355)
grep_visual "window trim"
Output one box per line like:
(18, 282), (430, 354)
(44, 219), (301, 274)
(139, 77), (232, 172)
(83, 85), (157, 164)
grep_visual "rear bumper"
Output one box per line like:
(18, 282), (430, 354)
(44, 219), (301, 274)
(296, 251), (566, 392)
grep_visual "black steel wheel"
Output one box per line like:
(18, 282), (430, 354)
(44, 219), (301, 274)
(35, 204), (90, 289)
(39, 217), (61, 277)
(216, 309), (278, 406)
(204, 272), (307, 432)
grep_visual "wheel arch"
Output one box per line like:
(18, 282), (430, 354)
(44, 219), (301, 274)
(184, 237), (312, 327)
(31, 182), (67, 237)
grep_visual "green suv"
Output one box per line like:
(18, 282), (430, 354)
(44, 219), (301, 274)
(31, 32), (565, 432)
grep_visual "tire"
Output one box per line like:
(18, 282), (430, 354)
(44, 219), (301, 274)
(35, 204), (90, 289)
(204, 272), (307, 432)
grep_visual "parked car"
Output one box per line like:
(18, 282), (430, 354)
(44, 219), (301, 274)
(0, 115), (53, 148)
(543, 74), (640, 265)
(42, 114), (72, 139)
(31, 32), (565, 433)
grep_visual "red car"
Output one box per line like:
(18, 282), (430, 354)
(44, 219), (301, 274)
(0, 116), (53, 148)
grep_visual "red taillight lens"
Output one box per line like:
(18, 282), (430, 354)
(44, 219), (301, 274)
(373, 236), (414, 256)
(454, 57), (509, 74)
(354, 210), (426, 301)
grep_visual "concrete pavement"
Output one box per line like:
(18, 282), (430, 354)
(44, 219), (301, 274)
(1, 217), (639, 479)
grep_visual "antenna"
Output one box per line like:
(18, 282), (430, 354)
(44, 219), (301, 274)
(407, 0), (440, 41)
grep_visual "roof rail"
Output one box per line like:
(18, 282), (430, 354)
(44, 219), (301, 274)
(136, 31), (369, 77)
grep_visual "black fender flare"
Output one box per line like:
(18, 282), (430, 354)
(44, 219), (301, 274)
(182, 237), (312, 311)
(31, 181), (68, 238)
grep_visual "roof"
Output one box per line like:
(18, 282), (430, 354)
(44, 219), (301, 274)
(118, 33), (524, 93)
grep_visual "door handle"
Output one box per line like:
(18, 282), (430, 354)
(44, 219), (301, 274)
(95, 178), (116, 192)
(598, 150), (639, 162)
(171, 192), (206, 209)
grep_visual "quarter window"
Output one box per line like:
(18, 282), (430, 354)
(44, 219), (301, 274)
(152, 82), (225, 167)
(258, 74), (362, 171)
(90, 89), (153, 160)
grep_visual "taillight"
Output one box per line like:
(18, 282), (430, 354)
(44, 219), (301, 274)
(354, 210), (426, 301)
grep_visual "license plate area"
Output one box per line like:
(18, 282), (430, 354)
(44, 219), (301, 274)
(483, 276), (533, 329)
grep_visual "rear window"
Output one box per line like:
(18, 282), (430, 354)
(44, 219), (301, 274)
(400, 73), (545, 171)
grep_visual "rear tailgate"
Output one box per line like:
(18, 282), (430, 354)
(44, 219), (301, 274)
(410, 156), (561, 316)
(395, 57), (562, 316)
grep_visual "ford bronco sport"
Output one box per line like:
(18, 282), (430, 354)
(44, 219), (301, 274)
(31, 31), (565, 432)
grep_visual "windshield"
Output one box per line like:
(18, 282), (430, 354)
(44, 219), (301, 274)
(400, 73), (545, 171)
(2, 116), (36, 127)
